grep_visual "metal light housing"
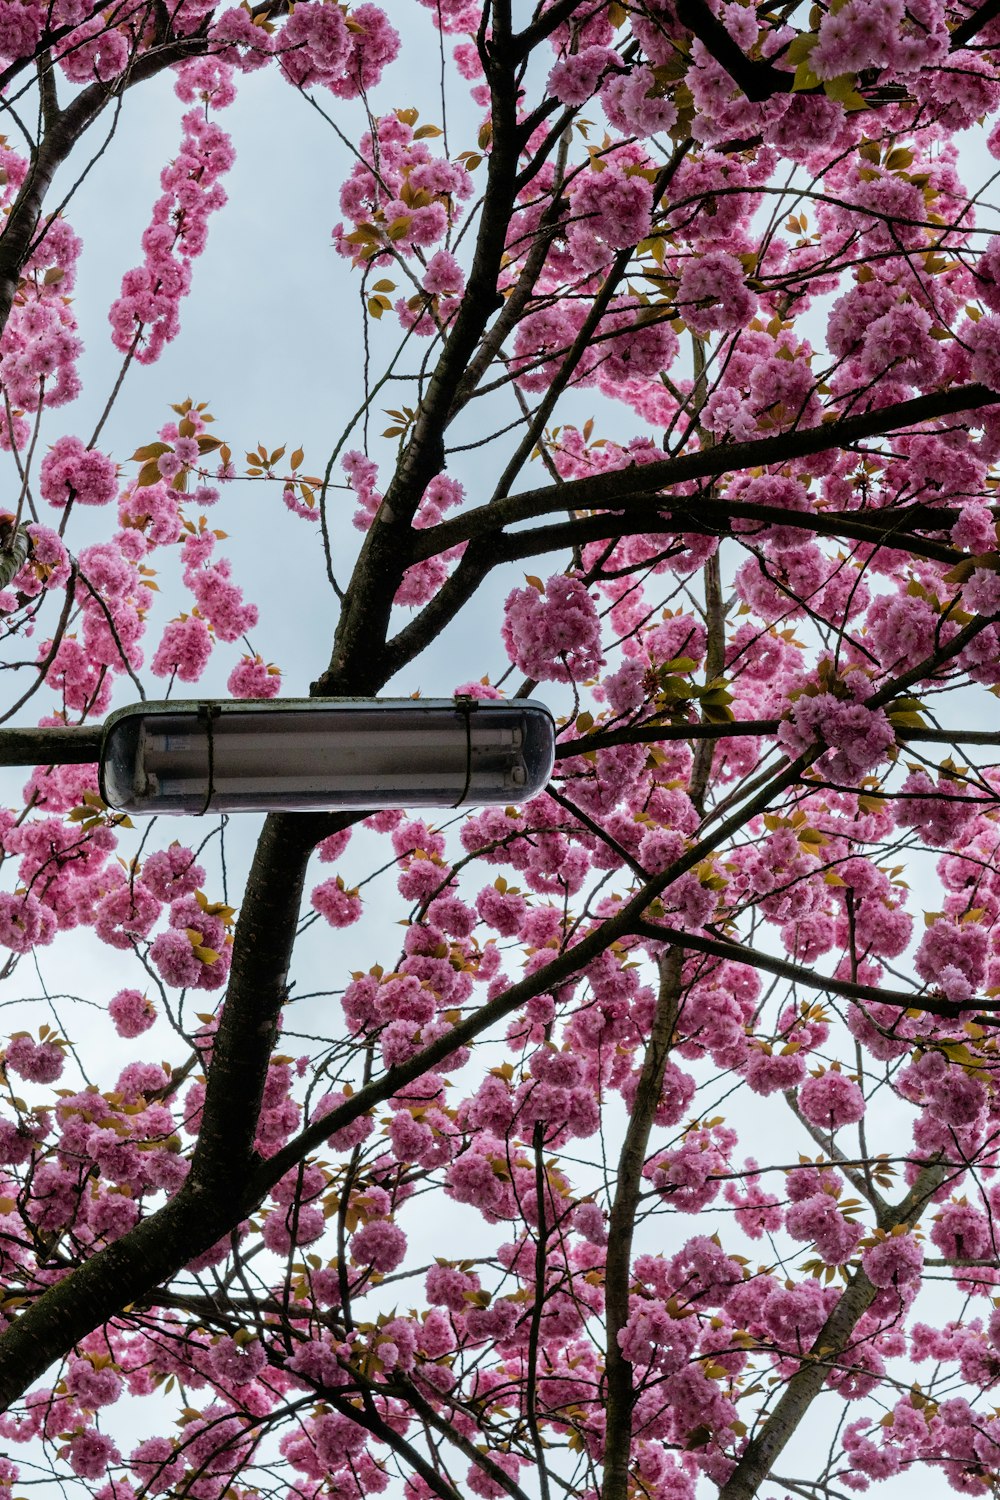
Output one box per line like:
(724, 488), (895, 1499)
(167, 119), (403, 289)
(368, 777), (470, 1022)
(98, 697), (556, 815)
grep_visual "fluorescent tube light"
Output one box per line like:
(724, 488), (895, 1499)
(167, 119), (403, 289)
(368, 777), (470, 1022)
(98, 698), (556, 814)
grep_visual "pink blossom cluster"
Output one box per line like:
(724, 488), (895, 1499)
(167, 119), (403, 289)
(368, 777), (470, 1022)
(779, 690), (895, 785)
(915, 916), (988, 1001)
(797, 1068), (866, 1132)
(109, 110), (235, 365)
(277, 2), (399, 96)
(700, 325), (822, 442)
(675, 250), (756, 336)
(149, 893), (232, 991)
(501, 574), (604, 684)
(39, 538), (155, 714)
(512, 295), (679, 395)
(810, 0), (948, 82)
(343, 448), (383, 531)
(563, 143), (655, 275)
(39, 436), (117, 510)
(0, 277), (83, 412)
(333, 110), (473, 270)
(601, 63), (678, 136)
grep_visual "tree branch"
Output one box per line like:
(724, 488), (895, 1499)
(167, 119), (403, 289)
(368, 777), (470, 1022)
(630, 920), (1000, 1026)
(0, 810), (351, 1408)
(951, 0), (1000, 48)
(601, 949), (685, 1500)
(675, 0), (793, 101)
(556, 718), (1000, 758)
(716, 1162), (948, 1500)
(412, 385), (998, 557)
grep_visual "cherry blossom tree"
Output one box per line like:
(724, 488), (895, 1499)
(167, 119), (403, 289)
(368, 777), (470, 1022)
(9, 0), (1000, 1496)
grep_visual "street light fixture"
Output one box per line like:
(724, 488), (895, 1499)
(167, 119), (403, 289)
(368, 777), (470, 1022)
(0, 697), (544, 814)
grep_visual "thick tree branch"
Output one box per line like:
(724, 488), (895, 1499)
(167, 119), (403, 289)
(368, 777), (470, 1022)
(0, 810), (351, 1408)
(951, 0), (1000, 48)
(508, 0), (585, 59)
(413, 384), (998, 556)
(601, 949), (685, 1500)
(675, 0), (793, 101)
(468, 499), (964, 569)
(556, 718), (1000, 757)
(392, 491), (965, 686)
(317, 22), (528, 693)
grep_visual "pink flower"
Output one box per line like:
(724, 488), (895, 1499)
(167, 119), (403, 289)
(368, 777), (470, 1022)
(156, 451), (183, 480)
(971, 315), (1000, 391)
(0, 891), (49, 954)
(931, 1200), (993, 1262)
(547, 44), (618, 106)
(317, 827), (352, 862)
(90, 1193), (141, 1241)
(5, 1033), (63, 1083)
(351, 1218), (407, 1272)
(501, 573), (604, 684)
(785, 1192), (862, 1265)
(227, 653), (281, 698)
(283, 485), (318, 520)
(140, 843), (205, 901)
(151, 614), (213, 681)
(862, 1233), (924, 1289)
(130, 1436), (184, 1492)
(797, 1071), (866, 1132)
(743, 1045), (807, 1096)
(857, 303), (943, 388)
(601, 64), (678, 136)
(65, 1357), (123, 1408)
(676, 250), (756, 336)
(190, 559), (257, 641)
(312, 877), (363, 928)
(94, 883), (161, 949)
(151, 929), (216, 989)
(40, 435), (117, 508)
(915, 917), (988, 1000)
(567, 154), (653, 273)
(778, 692), (895, 784)
(109, 111), (234, 364)
(262, 1203), (325, 1254)
(422, 249), (465, 296)
(210, 1335), (266, 1385)
(475, 883), (527, 937)
(311, 1090), (374, 1153)
(108, 988), (156, 1038)
(67, 1429), (119, 1480)
(614, 1302), (701, 1374)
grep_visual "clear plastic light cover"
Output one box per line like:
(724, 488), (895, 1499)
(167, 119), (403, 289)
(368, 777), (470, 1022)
(98, 698), (556, 815)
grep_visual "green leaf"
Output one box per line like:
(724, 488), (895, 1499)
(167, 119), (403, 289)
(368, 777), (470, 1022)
(792, 58), (820, 92)
(823, 73), (868, 109)
(785, 32), (818, 65)
(135, 460), (162, 489)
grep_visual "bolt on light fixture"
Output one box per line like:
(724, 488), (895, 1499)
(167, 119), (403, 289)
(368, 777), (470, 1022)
(93, 697), (556, 815)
